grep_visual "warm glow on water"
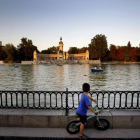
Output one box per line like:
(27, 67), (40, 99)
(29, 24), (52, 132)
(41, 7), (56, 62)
(0, 64), (140, 91)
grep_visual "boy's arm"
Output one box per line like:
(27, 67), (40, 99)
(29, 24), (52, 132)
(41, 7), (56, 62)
(89, 96), (97, 103)
(87, 106), (99, 114)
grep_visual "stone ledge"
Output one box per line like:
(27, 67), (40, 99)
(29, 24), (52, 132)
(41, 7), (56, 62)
(0, 109), (140, 129)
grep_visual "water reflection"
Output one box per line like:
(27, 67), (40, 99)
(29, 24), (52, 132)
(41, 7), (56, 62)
(0, 64), (140, 91)
(89, 64), (107, 91)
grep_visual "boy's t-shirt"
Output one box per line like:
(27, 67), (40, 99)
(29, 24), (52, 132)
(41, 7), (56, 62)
(76, 93), (91, 116)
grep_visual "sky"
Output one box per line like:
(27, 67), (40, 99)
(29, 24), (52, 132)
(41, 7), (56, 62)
(0, 0), (140, 52)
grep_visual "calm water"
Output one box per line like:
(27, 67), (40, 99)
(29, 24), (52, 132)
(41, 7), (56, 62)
(0, 63), (140, 91)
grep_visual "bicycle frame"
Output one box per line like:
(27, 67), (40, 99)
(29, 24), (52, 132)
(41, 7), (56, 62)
(75, 114), (102, 128)
(75, 105), (110, 126)
(66, 107), (110, 134)
(86, 108), (109, 126)
(87, 114), (100, 123)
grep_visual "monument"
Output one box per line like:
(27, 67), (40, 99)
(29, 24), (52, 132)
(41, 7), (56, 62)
(32, 37), (90, 64)
(58, 37), (64, 61)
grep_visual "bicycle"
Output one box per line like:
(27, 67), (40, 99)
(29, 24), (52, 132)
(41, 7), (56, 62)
(66, 105), (110, 134)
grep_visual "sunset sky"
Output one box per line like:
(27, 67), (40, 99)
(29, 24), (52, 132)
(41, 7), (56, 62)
(0, 0), (140, 51)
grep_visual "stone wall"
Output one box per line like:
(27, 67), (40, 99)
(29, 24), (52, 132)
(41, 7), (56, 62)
(21, 61), (37, 65)
(33, 60), (101, 65)
(0, 109), (139, 129)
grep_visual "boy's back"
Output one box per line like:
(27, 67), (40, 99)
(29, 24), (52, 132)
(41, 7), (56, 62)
(77, 93), (91, 116)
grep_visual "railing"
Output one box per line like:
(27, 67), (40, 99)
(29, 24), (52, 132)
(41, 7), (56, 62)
(0, 90), (140, 116)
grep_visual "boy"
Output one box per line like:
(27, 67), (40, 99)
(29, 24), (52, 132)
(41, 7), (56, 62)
(76, 83), (99, 139)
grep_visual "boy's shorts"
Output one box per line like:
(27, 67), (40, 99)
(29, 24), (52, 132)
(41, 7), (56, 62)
(76, 112), (87, 124)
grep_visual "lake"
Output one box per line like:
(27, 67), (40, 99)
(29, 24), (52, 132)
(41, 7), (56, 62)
(0, 63), (140, 91)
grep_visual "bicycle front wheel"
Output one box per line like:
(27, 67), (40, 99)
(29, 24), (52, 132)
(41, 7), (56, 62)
(66, 120), (80, 134)
(94, 118), (110, 130)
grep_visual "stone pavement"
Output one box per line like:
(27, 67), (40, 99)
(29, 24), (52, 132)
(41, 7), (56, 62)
(0, 127), (140, 139)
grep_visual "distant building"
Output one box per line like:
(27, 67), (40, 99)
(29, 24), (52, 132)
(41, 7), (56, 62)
(0, 41), (2, 46)
(33, 38), (89, 63)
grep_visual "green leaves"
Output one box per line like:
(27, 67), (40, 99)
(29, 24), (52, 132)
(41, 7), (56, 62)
(68, 47), (78, 54)
(3, 44), (17, 62)
(17, 38), (39, 61)
(68, 47), (88, 54)
(89, 34), (108, 60)
(41, 46), (59, 54)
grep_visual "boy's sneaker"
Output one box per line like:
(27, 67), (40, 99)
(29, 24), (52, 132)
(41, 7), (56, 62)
(79, 134), (89, 139)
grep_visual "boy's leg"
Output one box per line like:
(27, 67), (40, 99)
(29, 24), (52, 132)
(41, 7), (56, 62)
(76, 113), (88, 138)
(80, 123), (84, 136)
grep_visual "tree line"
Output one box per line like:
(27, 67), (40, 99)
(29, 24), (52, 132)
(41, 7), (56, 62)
(0, 38), (39, 63)
(109, 42), (140, 61)
(0, 35), (140, 62)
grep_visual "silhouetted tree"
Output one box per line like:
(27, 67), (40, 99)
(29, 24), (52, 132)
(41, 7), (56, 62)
(117, 47), (124, 61)
(127, 41), (131, 49)
(17, 38), (39, 61)
(78, 47), (88, 53)
(109, 44), (117, 61)
(41, 46), (59, 54)
(130, 47), (138, 61)
(123, 41), (132, 61)
(68, 47), (78, 54)
(3, 44), (17, 62)
(0, 46), (6, 60)
(137, 47), (140, 61)
(122, 42), (132, 61)
(88, 34), (108, 60)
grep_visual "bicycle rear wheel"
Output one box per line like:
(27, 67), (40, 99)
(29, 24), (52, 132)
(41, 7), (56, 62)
(66, 120), (80, 134)
(94, 118), (110, 130)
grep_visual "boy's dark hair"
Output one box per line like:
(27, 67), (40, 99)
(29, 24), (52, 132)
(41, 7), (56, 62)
(82, 83), (90, 92)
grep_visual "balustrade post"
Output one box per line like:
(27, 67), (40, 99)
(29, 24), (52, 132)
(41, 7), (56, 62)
(65, 88), (69, 116)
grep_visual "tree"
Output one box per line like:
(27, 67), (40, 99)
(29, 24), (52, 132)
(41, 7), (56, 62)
(123, 41), (132, 61)
(123, 46), (131, 61)
(41, 46), (59, 54)
(0, 46), (6, 60)
(68, 47), (78, 54)
(88, 34), (108, 60)
(17, 38), (39, 61)
(117, 47), (124, 61)
(130, 48), (138, 61)
(78, 47), (88, 53)
(137, 47), (140, 61)
(109, 44), (117, 61)
(102, 49), (110, 61)
(3, 44), (17, 62)
(127, 41), (131, 49)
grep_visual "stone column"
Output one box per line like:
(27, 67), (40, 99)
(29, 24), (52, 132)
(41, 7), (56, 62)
(86, 50), (89, 60)
(33, 50), (37, 61)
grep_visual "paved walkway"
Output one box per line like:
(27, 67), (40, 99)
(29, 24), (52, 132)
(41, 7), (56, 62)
(0, 127), (140, 139)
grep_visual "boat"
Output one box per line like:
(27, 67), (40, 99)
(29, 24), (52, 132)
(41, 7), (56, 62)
(57, 64), (62, 66)
(91, 65), (103, 72)
(91, 68), (103, 72)
(14, 65), (18, 68)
